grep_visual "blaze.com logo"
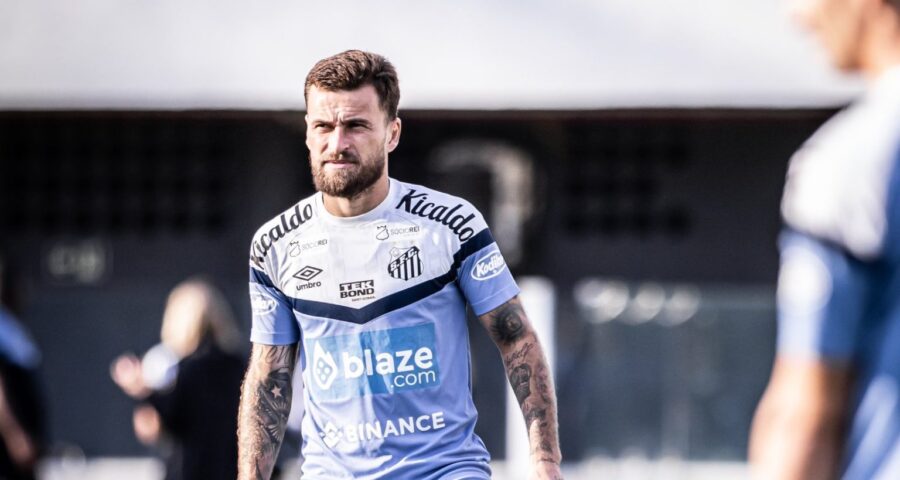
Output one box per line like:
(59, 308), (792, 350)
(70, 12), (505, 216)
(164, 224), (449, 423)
(308, 323), (440, 401)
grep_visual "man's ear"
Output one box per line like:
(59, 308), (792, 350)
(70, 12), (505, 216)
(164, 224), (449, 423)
(387, 117), (402, 153)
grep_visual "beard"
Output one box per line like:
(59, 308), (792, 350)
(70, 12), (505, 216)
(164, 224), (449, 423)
(310, 150), (386, 199)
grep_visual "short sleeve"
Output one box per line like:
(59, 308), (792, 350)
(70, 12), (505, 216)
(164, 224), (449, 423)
(248, 266), (300, 345)
(456, 228), (520, 316)
(776, 230), (871, 360)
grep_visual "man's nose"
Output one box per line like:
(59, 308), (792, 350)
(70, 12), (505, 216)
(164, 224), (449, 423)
(326, 127), (350, 156)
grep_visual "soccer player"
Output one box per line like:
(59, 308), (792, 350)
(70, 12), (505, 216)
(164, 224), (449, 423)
(237, 50), (562, 480)
(749, 0), (900, 478)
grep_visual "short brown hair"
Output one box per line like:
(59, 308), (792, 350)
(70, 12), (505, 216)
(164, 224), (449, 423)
(304, 50), (400, 120)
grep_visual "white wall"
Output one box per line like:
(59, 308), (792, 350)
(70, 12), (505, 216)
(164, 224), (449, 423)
(0, 0), (861, 109)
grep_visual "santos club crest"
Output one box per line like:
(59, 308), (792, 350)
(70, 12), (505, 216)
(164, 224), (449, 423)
(388, 246), (423, 281)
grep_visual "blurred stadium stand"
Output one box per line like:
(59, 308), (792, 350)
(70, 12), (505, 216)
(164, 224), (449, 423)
(0, 109), (828, 478)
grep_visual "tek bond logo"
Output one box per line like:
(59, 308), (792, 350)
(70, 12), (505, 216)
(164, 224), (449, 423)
(309, 323), (440, 401)
(339, 280), (375, 302)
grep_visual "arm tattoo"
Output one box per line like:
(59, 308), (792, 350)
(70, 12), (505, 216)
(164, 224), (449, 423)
(488, 298), (527, 346)
(524, 404), (548, 427)
(510, 364), (533, 405)
(238, 344), (297, 480)
(254, 369), (293, 446)
(480, 297), (562, 466)
(504, 341), (534, 365)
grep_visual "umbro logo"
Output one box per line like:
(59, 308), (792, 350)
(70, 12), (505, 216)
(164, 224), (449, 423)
(293, 266), (323, 291)
(293, 266), (323, 281)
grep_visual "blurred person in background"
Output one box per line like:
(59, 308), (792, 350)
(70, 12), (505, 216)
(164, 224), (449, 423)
(237, 50), (562, 480)
(0, 253), (45, 480)
(749, 0), (900, 478)
(111, 278), (246, 480)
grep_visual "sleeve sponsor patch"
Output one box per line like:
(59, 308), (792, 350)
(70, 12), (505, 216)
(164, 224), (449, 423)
(250, 291), (278, 315)
(470, 249), (507, 281)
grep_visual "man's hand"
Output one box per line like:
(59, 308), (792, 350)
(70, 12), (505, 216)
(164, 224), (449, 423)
(110, 353), (150, 399)
(132, 404), (162, 446)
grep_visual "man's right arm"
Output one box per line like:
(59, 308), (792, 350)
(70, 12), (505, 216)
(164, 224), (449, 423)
(749, 230), (866, 480)
(237, 342), (298, 480)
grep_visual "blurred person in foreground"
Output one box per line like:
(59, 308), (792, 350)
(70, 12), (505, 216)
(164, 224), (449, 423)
(238, 50), (562, 480)
(0, 254), (45, 480)
(111, 278), (246, 480)
(749, 0), (900, 478)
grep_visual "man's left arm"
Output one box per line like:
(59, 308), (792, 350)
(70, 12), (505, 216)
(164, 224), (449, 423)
(478, 296), (563, 480)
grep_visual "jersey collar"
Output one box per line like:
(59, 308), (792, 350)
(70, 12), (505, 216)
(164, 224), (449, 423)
(315, 177), (398, 226)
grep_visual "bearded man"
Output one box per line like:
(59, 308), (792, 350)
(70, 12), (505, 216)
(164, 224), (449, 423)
(237, 50), (562, 480)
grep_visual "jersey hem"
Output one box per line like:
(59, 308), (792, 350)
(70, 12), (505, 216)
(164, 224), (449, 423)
(439, 467), (491, 480)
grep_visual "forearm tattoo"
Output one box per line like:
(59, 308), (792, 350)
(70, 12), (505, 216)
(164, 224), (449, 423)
(510, 364), (533, 405)
(483, 297), (562, 465)
(488, 298), (527, 346)
(238, 344), (297, 480)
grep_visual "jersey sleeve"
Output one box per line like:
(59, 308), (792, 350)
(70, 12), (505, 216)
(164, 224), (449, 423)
(456, 227), (520, 316)
(248, 252), (300, 346)
(776, 230), (871, 360)
(779, 104), (900, 261)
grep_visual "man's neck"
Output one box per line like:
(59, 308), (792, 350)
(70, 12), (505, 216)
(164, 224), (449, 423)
(322, 175), (390, 218)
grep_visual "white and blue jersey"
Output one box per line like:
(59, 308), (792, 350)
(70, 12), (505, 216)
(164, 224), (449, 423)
(248, 178), (519, 479)
(778, 67), (900, 480)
